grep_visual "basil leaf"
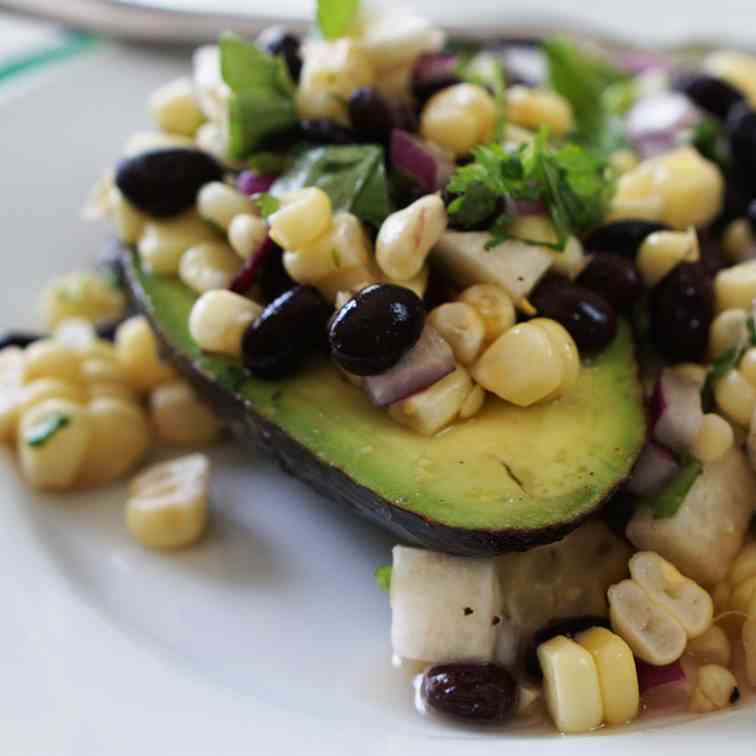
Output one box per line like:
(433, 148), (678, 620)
(375, 565), (392, 592)
(255, 193), (281, 218)
(317, 0), (360, 40)
(270, 145), (392, 227)
(545, 36), (629, 153)
(650, 456), (703, 519)
(220, 33), (298, 159)
(26, 414), (70, 448)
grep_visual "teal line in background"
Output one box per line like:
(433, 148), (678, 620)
(0, 31), (98, 85)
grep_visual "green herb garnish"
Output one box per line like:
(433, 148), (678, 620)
(317, 0), (360, 40)
(649, 455), (703, 519)
(701, 314), (756, 410)
(375, 565), (392, 591)
(270, 144), (392, 227)
(255, 193), (281, 218)
(220, 33), (297, 159)
(248, 151), (291, 175)
(544, 37), (630, 154)
(447, 128), (611, 249)
(210, 362), (249, 393)
(26, 414), (70, 448)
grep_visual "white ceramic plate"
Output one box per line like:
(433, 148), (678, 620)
(1, 41), (755, 756)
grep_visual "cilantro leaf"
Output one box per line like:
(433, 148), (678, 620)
(447, 132), (610, 250)
(317, 0), (360, 40)
(375, 565), (392, 592)
(270, 144), (392, 227)
(220, 33), (298, 159)
(545, 37), (629, 153)
(26, 414), (70, 447)
(649, 455), (703, 519)
(701, 314), (756, 410)
(255, 193), (281, 218)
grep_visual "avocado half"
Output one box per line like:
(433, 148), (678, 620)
(124, 251), (646, 555)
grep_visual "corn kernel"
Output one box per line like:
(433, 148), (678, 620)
(703, 50), (756, 107)
(189, 290), (261, 357)
(458, 284), (515, 343)
(228, 213), (269, 260)
(53, 318), (97, 351)
(149, 77), (205, 137)
(744, 617), (756, 687)
(427, 303), (485, 365)
(609, 148), (639, 176)
(420, 83), (497, 156)
(608, 579), (687, 665)
(138, 211), (218, 275)
(715, 259), (756, 312)
(376, 195), (447, 281)
(531, 318), (580, 397)
(472, 322), (563, 407)
(110, 187), (146, 245)
(576, 627), (639, 726)
(611, 147), (724, 229)
(23, 339), (81, 385)
(269, 187), (332, 251)
(731, 574), (756, 615)
(638, 228), (699, 287)
(87, 381), (138, 403)
(692, 413), (734, 464)
(722, 218), (756, 264)
(126, 453), (210, 549)
(506, 85), (574, 137)
(179, 240), (242, 293)
(689, 664), (739, 713)
(39, 271), (126, 329)
(197, 182), (255, 231)
(629, 552), (714, 638)
(150, 380), (221, 446)
(687, 625), (732, 667)
(714, 369), (756, 427)
(115, 316), (177, 393)
(389, 366), (472, 436)
(17, 399), (92, 490)
(459, 383), (486, 420)
(78, 398), (150, 487)
(709, 309), (749, 360)
(730, 542), (756, 585)
(538, 636), (604, 734)
(712, 581), (732, 615)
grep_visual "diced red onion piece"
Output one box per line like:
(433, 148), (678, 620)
(229, 235), (274, 294)
(365, 325), (455, 408)
(626, 92), (700, 157)
(513, 198), (547, 216)
(615, 51), (673, 75)
(237, 171), (277, 196)
(412, 53), (458, 86)
(501, 46), (547, 87)
(636, 659), (686, 694)
(627, 442), (680, 497)
(390, 129), (454, 193)
(651, 369), (704, 453)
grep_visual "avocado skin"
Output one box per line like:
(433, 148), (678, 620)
(123, 248), (645, 556)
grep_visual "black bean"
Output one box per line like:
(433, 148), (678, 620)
(525, 616), (612, 679)
(115, 148), (224, 218)
(727, 103), (756, 193)
(650, 262), (714, 362)
(583, 220), (669, 258)
(348, 88), (397, 144)
(241, 286), (331, 379)
(748, 198), (756, 235)
(259, 246), (295, 303)
(674, 72), (745, 120)
(257, 26), (302, 82)
(300, 119), (357, 145)
(576, 255), (644, 312)
(0, 331), (41, 349)
(412, 75), (462, 106)
(530, 278), (618, 353)
(422, 663), (518, 723)
(328, 284), (425, 376)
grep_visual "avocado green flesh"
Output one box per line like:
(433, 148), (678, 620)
(130, 256), (645, 535)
